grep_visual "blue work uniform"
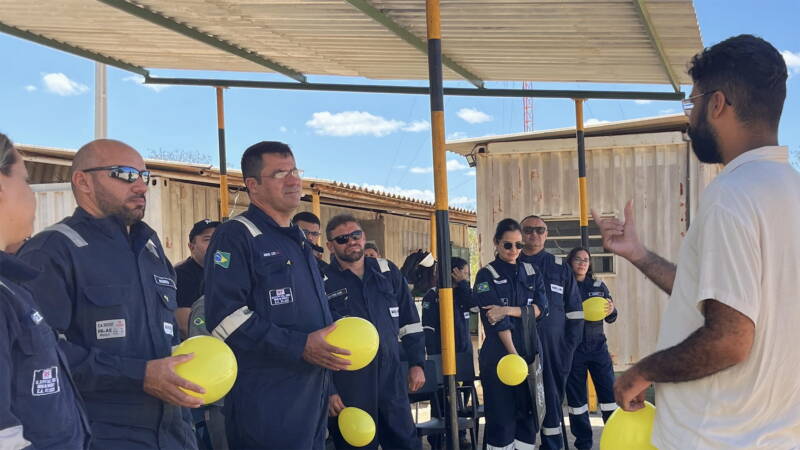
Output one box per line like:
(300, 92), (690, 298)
(0, 251), (91, 450)
(474, 257), (548, 450)
(17, 208), (197, 450)
(203, 205), (332, 450)
(421, 279), (474, 357)
(518, 251), (583, 450)
(324, 257), (424, 450)
(565, 278), (617, 450)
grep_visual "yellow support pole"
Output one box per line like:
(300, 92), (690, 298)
(216, 87), (230, 221)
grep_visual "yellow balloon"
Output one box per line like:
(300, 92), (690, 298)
(172, 335), (238, 404)
(338, 407), (376, 447)
(324, 317), (379, 371)
(497, 354), (528, 386)
(583, 296), (609, 322)
(600, 401), (657, 450)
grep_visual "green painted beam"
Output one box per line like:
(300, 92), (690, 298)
(343, 0), (484, 88)
(633, 0), (682, 93)
(0, 21), (148, 76)
(145, 75), (685, 101)
(97, 0), (307, 83)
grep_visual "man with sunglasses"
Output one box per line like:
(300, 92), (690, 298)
(517, 216), (583, 450)
(594, 35), (799, 448)
(18, 139), (200, 449)
(323, 214), (425, 450)
(203, 141), (345, 450)
(292, 211), (329, 272)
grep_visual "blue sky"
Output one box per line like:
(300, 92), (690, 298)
(1, 0), (798, 210)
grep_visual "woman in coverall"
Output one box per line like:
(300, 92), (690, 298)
(474, 218), (548, 450)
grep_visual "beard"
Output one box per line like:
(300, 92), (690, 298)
(336, 246), (364, 263)
(95, 186), (146, 226)
(687, 104), (723, 164)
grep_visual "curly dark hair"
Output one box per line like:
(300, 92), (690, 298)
(0, 133), (17, 176)
(688, 34), (787, 129)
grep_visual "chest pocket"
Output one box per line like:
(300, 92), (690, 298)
(256, 258), (296, 327)
(326, 287), (350, 318)
(374, 274), (400, 332)
(82, 284), (130, 350)
(154, 277), (178, 340)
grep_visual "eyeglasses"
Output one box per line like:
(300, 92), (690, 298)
(83, 165), (151, 184)
(263, 168), (304, 180)
(573, 257), (590, 264)
(330, 230), (363, 245)
(522, 226), (547, 235)
(681, 90), (732, 117)
(501, 241), (524, 250)
(302, 229), (321, 239)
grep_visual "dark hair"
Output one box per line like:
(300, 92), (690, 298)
(451, 256), (468, 270)
(688, 34), (787, 129)
(241, 141), (294, 182)
(364, 242), (379, 252)
(325, 213), (359, 240)
(566, 246), (593, 280)
(493, 218), (522, 243)
(0, 133), (18, 176)
(292, 211), (320, 226)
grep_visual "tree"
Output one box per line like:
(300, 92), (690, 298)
(146, 148), (212, 165)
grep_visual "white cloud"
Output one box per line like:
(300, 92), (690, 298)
(457, 107), (492, 124)
(402, 120), (430, 132)
(42, 73), (88, 96)
(447, 131), (468, 140)
(634, 99), (652, 105)
(409, 166), (433, 174)
(782, 50), (800, 75)
(659, 108), (677, 115)
(466, 170), (476, 176)
(585, 118), (610, 126)
(359, 183), (474, 208)
(122, 75), (169, 92)
(306, 111), (409, 137)
(279, 126), (288, 132)
(447, 159), (468, 171)
(24, 85), (37, 92)
(394, 165), (408, 169)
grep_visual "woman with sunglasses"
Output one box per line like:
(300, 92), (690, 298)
(474, 218), (548, 450)
(0, 134), (90, 449)
(563, 247), (617, 450)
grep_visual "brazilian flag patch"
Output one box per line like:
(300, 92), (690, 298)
(476, 282), (490, 293)
(214, 251), (231, 269)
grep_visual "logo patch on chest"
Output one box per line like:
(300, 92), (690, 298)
(30, 310), (43, 325)
(269, 288), (294, 306)
(476, 282), (490, 293)
(550, 284), (564, 294)
(389, 306), (400, 318)
(96, 319), (126, 340)
(163, 322), (174, 336)
(31, 366), (60, 396)
(214, 251), (231, 269)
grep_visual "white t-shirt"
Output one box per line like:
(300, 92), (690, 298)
(652, 146), (800, 449)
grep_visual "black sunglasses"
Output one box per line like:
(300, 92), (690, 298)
(502, 241), (524, 250)
(83, 165), (151, 184)
(330, 230), (363, 245)
(522, 226), (547, 235)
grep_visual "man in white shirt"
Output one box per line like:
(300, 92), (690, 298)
(592, 34), (798, 448)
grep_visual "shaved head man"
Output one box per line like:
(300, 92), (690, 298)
(19, 139), (199, 450)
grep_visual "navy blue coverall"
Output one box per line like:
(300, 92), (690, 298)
(474, 257), (548, 450)
(18, 208), (197, 450)
(0, 251), (91, 450)
(324, 257), (425, 450)
(518, 251), (583, 450)
(421, 279), (474, 357)
(565, 278), (618, 450)
(203, 205), (332, 450)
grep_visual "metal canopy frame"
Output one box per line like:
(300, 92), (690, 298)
(633, 0), (682, 93)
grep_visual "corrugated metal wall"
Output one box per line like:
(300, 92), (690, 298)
(475, 131), (720, 369)
(31, 177), (470, 268)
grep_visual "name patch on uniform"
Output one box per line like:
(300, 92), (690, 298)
(214, 251), (231, 269)
(463, 312), (470, 320)
(590, 291), (604, 297)
(327, 288), (347, 300)
(164, 322), (174, 336)
(476, 282), (490, 293)
(550, 284), (564, 294)
(30, 310), (43, 325)
(31, 367), (60, 396)
(492, 279), (508, 285)
(269, 288), (294, 306)
(527, 298), (534, 306)
(263, 251), (281, 257)
(153, 275), (177, 289)
(96, 319), (126, 340)
(389, 306), (400, 317)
